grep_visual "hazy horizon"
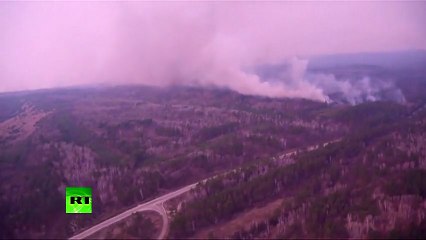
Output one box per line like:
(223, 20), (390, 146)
(1, 1), (425, 98)
(2, 2), (426, 239)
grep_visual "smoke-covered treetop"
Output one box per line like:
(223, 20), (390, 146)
(1, 2), (425, 102)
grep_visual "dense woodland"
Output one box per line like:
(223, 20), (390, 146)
(0, 76), (425, 238)
(170, 101), (426, 238)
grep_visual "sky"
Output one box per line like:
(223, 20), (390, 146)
(0, 1), (425, 98)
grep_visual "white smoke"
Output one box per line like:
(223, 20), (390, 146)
(306, 74), (406, 105)
(0, 2), (414, 103)
(255, 57), (406, 104)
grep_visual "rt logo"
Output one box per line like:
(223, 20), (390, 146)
(66, 187), (92, 214)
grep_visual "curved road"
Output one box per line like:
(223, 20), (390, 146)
(70, 183), (198, 240)
(70, 139), (340, 239)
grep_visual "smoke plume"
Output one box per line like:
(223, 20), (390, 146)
(0, 2), (424, 102)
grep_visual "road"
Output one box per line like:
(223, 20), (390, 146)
(277, 138), (341, 159)
(70, 139), (341, 239)
(70, 183), (198, 240)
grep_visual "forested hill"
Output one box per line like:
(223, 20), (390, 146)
(170, 101), (426, 239)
